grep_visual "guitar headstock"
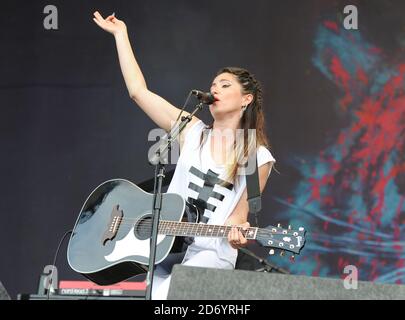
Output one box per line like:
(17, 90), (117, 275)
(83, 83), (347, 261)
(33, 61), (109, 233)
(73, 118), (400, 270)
(256, 223), (306, 258)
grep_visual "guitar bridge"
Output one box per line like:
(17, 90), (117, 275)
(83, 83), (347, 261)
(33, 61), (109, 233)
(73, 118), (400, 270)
(102, 204), (123, 245)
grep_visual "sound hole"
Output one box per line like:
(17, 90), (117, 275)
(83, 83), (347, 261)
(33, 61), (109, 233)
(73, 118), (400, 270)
(134, 214), (152, 240)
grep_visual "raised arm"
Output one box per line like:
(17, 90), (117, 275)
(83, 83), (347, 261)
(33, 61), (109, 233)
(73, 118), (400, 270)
(92, 11), (199, 136)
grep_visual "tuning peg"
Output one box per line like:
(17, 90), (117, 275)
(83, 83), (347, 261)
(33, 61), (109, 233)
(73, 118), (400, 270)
(288, 225), (291, 230)
(269, 249), (275, 255)
(290, 255), (295, 262)
(279, 251), (285, 257)
(299, 227), (305, 231)
(277, 223), (281, 228)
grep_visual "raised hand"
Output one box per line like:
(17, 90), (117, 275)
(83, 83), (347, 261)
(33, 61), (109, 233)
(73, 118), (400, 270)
(92, 11), (127, 36)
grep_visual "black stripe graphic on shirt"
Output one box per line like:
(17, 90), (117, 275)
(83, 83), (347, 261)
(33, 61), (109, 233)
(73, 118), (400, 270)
(188, 182), (225, 201)
(189, 166), (233, 190)
(187, 166), (234, 220)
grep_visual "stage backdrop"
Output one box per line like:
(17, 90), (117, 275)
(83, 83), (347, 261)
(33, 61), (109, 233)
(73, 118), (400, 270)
(0, 0), (404, 298)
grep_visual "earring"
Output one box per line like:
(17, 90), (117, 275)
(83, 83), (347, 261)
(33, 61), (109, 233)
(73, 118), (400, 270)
(240, 105), (247, 118)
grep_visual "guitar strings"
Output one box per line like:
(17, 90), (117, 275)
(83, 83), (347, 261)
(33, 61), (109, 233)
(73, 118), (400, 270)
(108, 220), (293, 237)
(101, 221), (301, 249)
(109, 217), (298, 235)
(109, 227), (296, 242)
(104, 224), (295, 244)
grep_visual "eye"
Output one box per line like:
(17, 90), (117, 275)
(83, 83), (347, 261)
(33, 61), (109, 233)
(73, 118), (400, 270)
(222, 84), (231, 88)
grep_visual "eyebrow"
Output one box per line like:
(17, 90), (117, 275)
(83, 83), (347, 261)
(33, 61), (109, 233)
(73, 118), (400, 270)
(211, 79), (232, 85)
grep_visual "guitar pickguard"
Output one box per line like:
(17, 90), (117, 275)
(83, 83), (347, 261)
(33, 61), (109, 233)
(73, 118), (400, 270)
(105, 227), (166, 262)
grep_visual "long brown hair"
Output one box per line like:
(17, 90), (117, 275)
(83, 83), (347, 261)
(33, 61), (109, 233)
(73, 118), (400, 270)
(200, 67), (271, 186)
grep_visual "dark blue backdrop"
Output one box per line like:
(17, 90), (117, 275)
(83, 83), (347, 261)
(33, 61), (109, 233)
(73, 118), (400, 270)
(1, 0), (404, 298)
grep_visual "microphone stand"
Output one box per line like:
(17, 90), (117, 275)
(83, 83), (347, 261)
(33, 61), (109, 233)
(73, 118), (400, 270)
(238, 247), (290, 274)
(145, 101), (204, 300)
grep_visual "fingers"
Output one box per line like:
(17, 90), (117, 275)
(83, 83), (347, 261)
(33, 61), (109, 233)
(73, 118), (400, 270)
(227, 227), (237, 248)
(93, 11), (119, 32)
(93, 11), (105, 28)
(93, 11), (116, 22)
(238, 229), (248, 246)
(229, 227), (239, 243)
(93, 11), (104, 21)
(228, 226), (248, 249)
(92, 17), (102, 27)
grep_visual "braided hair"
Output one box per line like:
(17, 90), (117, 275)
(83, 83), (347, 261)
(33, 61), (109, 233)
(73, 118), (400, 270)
(200, 67), (271, 186)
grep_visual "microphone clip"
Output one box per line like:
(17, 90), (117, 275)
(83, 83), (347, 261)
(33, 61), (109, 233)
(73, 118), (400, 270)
(191, 90), (215, 105)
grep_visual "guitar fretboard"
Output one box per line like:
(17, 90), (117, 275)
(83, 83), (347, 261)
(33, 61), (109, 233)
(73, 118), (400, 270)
(158, 220), (258, 239)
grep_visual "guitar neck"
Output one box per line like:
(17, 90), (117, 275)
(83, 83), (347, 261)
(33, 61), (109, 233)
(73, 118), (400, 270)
(158, 220), (258, 240)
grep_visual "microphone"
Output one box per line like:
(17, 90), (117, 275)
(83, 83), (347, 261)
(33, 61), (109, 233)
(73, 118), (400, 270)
(191, 90), (215, 104)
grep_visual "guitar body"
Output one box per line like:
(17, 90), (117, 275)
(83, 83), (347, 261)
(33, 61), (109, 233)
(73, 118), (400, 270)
(67, 179), (185, 285)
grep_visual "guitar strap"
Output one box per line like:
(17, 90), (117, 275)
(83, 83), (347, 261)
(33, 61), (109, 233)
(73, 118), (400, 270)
(245, 151), (262, 226)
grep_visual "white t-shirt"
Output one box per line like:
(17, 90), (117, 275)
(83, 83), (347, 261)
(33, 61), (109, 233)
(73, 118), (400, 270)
(167, 120), (276, 266)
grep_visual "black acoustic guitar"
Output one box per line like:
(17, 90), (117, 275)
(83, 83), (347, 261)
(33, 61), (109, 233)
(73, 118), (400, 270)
(67, 179), (306, 285)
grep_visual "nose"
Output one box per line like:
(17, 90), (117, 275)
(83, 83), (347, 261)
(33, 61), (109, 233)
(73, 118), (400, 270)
(210, 83), (219, 94)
